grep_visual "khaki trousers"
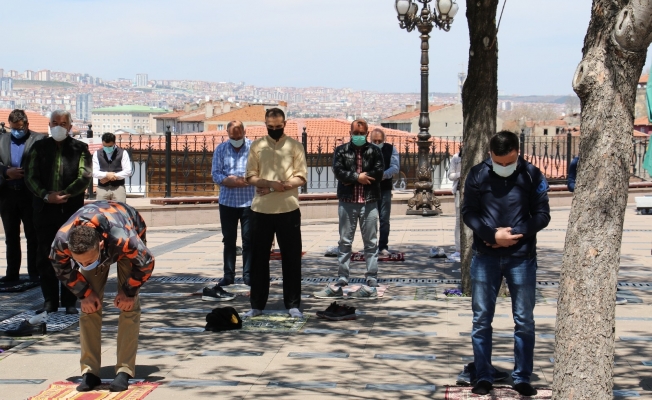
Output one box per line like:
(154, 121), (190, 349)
(79, 256), (141, 377)
(96, 185), (127, 203)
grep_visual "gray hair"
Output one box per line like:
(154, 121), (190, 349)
(371, 128), (386, 140)
(50, 110), (72, 124)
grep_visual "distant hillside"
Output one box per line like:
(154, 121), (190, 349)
(13, 80), (75, 89)
(498, 95), (577, 104)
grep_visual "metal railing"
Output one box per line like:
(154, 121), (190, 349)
(105, 130), (649, 197)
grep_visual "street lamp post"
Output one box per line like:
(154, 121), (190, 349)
(395, 0), (459, 216)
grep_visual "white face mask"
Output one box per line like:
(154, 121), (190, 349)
(50, 126), (69, 142)
(230, 139), (244, 148)
(492, 160), (517, 177)
(373, 142), (384, 149)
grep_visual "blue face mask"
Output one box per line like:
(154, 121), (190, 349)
(373, 142), (384, 149)
(351, 135), (367, 147)
(76, 245), (103, 271)
(103, 146), (115, 154)
(492, 159), (517, 177)
(11, 129), (26, 139)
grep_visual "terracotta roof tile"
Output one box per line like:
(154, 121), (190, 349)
(634, 115), (650, 126)
(382, 105), (452, 121)
(640, 74), (648, 84)
(634, 129), (649, 137)
(0, 109), (50, 134)
(205, 105), (267, 123)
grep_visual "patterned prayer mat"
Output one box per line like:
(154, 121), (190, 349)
(351, 252), (405, 262)
(445, 386), (552, 399)
(241, 314), (309, 333)
(29, 381), (159, 399)
(0, 311), (79, 334)
(0, 280), (40, 293)
(344, 284), (389, 298)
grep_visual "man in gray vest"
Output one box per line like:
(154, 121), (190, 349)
(370, 128), (399, 256)
(92, 133), (133, 202)
(0, 110), (45, 283)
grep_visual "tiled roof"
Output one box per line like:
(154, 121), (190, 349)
(539, 120), (568, 127)
(205, 105), (267, 122)
(116, 118), (439, 153)
(382, 105), (452, 121)
(634, 129), (649, 137)
(0, 109), (50, 134)
(155, 110), (189, 119)
(640, 74), (649, 85)
(177, 110), (211, 122)
(634, 115), (650, 126)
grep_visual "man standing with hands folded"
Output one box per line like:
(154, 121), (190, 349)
(50, 201), (154, 393)
(462, 131), (550, 396)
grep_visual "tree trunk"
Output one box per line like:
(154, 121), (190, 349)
(553, 1), (652, 398)
(460, 0), (499, 295)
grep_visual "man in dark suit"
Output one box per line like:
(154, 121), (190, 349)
(0, 110), (44, 283)
(26, 110), (92, 314)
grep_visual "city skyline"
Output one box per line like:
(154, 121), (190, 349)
(0, 0), (623, 96)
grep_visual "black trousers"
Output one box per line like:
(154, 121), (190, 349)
(34, 203), (78, 308)
(250, 209), (302, 310)
(0, 186), (38, 280)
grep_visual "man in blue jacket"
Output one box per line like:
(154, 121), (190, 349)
(462, 131), (550, 396)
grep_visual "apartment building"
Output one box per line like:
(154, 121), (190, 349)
(91, 105), (168, 134)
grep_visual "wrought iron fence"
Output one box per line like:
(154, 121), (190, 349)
(105, 131), (649, 197)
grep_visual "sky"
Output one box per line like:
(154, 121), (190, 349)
(3, 0), (630, 96)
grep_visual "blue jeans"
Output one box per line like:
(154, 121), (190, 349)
(219, 204), (252, 283)
(337, 201), (378, 281)
(471, 252), (537, 384)
(377, 190), (392, 251)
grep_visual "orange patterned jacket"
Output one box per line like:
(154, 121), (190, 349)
(50, 201), (154, 299)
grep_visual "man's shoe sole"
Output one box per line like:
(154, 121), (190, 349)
(347, 295), (378, 300)
(201, 296), (235, 302)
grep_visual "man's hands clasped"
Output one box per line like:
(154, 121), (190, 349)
(484, 227), (523, 249)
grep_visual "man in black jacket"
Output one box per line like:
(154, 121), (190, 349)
(315, 120), (384, 300)
(26, 110), (92, 314)
(0, 110), (45, 283)
(462, 131), (550, 396)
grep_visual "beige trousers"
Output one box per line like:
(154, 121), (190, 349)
(79, 256), (141, 376)
(96, 185), (127, 203)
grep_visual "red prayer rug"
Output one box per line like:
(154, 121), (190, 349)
(444, 385), (551, 400)
(29, 381), (159, 400)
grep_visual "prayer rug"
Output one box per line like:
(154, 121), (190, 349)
(270, 250), (307, 260)
(0, 280), (39, 293)
(241, 314), (309, 333)
(444, 385), (552, 400)
(344, 285), (389, 298)
(0, 311), (79, 334)
(351, 252), (405, 262)
(29, 381), (159, 399)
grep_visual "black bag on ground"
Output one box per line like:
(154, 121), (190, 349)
(205, 307), (242, 332)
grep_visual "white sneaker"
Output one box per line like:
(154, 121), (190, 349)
(243, 309), (262, 318)
(451, 252), (461, 258)
(379, 249), (391, 257)
(288, 308), (303, 318)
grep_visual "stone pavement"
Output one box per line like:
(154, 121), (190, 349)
(0, 205), (651, 399)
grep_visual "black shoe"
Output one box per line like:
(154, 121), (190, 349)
(28, 276), (40, 283)
(243, 277), (250, 286)
(66, 306), (79, 315)
(202, 285), (235, 301)
(513, 382), (537, 396)
(76, 373), (101, 392)
(316, 301), (341, 319)
(36, 303), (57, 314)
(109, 372), (130, 392)
(0, 276), (19, 284)
(323, 304), (356, 321)
(4, 320), (46, 337)
(472, 380), (492, 395)
(493, 368), (509, 382)
(217, 278), (234, 287)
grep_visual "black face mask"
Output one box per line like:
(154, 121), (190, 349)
(267, 128), (284, 141)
